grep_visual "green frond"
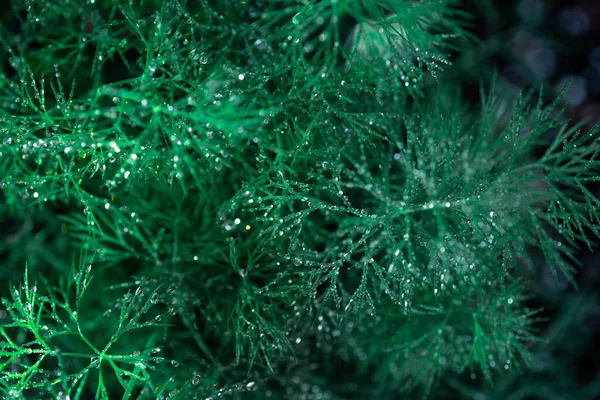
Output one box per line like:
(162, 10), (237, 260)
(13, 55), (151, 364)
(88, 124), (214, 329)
(0, 0), (598, 398)
(0, 260), (169, 398)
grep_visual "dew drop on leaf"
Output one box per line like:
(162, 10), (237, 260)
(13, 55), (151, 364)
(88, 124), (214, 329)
(191, 373), (201, 385)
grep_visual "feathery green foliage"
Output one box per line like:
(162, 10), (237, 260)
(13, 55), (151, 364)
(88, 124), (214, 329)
(0, 0), (598, 399)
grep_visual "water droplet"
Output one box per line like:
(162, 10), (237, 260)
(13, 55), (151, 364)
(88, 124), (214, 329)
(191, 374), (201, 385)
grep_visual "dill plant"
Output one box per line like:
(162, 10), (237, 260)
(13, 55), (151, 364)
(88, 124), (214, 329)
(0, 0), (598, 399)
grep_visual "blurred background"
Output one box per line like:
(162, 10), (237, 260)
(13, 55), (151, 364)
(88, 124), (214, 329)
(462, 0), (600, 123)
(439, 1), (600, 398)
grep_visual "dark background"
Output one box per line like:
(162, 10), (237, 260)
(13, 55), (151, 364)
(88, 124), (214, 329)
(448, 0), (600, 397)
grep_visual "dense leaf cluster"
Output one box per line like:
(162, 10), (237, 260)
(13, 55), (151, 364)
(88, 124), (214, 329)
(0, 1), (598, 399)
